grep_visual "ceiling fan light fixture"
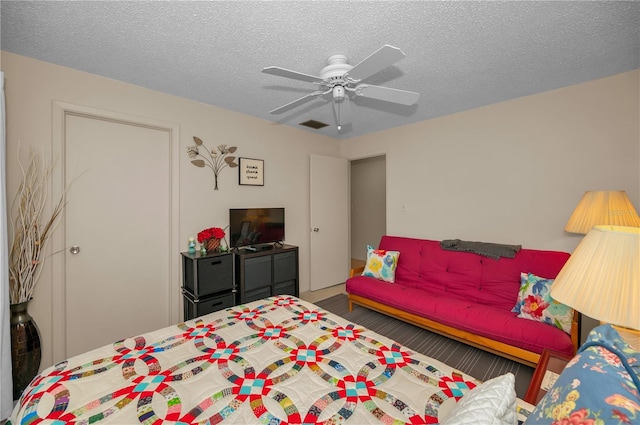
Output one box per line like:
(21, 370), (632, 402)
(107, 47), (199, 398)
(262, 45), (419, 130)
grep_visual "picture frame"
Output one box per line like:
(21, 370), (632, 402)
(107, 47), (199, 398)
(238, 157), (264, 186)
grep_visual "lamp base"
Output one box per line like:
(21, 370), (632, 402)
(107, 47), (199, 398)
(611, 324), (640, 351)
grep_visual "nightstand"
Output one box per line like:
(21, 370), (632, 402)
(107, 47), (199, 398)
(525, 349), (574, 405)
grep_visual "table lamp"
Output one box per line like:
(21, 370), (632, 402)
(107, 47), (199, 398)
(565, 190), (640, 234)
(550, 225), (640, 350)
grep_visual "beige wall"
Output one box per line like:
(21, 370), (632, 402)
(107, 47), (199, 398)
(3, 51), (640, 367)
(342, 69), (640, 255)
(341, 70), (640, 342)
(1, 51), (340, 369)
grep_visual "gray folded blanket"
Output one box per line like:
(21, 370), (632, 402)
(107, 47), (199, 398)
(440, 239), (521, 260)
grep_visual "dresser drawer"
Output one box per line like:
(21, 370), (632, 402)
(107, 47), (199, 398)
(243, 286), (271, 303)
(273, 280), (296, 296)
(243, 256), (272, 291)
(273, 251), (297, 283)
(183, 253), (234, 297)
(183, 292), (235, 320)
(197, 255), (234, 294)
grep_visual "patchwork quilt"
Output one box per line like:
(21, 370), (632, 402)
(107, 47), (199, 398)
(9, 296), (533, 424)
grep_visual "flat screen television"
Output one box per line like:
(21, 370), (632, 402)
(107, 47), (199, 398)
(229, 208), (285, 248)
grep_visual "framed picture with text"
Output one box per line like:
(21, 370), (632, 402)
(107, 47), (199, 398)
(238, 157), (264, 186)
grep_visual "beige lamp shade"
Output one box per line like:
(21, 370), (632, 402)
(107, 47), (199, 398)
(550, 225), (640, 331)
(564, 191), (640, 234)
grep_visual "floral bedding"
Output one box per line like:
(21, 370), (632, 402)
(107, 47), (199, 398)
(525, 324), (640, 424)
(9, 296), (532, 424)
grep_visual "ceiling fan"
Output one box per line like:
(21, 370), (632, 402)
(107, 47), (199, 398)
(262, 45), (420, 131)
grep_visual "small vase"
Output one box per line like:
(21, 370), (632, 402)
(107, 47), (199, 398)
(206, 238), (221, 253)
(10, 299), (42, 400)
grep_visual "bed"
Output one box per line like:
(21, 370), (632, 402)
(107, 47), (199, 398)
(9, 296), (534, 424)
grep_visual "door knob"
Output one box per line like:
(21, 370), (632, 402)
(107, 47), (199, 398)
(312, 228), (319, 232)
(70, 246), (81, 254)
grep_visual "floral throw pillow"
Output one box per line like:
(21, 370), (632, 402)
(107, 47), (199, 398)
(511, 272), (574, 334)
(362, 245), (400, 283)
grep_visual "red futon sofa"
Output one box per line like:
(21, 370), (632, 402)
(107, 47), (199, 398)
(346, 235), (579, 366)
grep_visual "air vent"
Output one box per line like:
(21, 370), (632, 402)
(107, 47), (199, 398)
(299, 119), (329, 129)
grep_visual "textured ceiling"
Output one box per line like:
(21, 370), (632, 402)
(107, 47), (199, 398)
(1, 1), (639, 139)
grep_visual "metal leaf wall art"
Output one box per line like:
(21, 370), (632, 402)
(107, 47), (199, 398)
(187, 136), (238, 190)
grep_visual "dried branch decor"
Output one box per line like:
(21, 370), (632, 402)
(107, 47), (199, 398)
(187, 136), (238, 190)
(9, 148), (65, 304)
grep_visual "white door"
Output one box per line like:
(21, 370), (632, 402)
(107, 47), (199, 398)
(310, 154), (349, 290)
(62, 113), (172, 357)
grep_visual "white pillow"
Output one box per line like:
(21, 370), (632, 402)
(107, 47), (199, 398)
(441, 373), (517, 425)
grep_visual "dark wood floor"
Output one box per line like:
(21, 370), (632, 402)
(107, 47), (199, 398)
(315, 293), (535, 400)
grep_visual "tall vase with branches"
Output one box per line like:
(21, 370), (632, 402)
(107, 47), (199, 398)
(8, 146), (66, 399)
(9, 148), (65, 304)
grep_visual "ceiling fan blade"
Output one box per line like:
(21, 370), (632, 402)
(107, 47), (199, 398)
(262, 66), (324, 84)
(346, 45), (406, 82)
(333, 95), (352, 128)
(355, 84), (420, 105)
(269, 91), (325, 114)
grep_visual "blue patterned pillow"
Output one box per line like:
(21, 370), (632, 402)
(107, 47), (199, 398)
(525, 325), (640, 424)
(362, 245), (400, 283)
(512, 272), (573, 334)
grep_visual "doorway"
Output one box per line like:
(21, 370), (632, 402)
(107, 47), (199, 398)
(51, 102), (180, 362)
(309, 154), (349, 291)
(350, 155), (386, 269)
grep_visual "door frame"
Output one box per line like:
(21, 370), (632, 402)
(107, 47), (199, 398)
(51, 101), (180, 363)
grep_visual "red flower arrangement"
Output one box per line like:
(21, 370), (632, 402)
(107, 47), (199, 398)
(197, 227), (226, 243)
